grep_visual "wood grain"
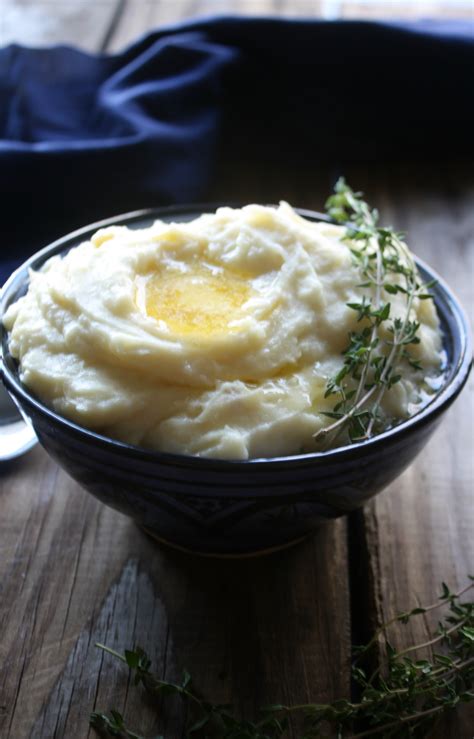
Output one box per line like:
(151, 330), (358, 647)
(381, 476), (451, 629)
(1, 1), (473, 737)
(0, 1), (122, 52)
(0, 449), (350, 738)
(105, 0), (290, 53)
(342, 165), (474, 738)
(340, 1), (473, 20)
(3, 0), (471, 55)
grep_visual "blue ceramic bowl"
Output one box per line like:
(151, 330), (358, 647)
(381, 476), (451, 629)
(1, 206), (472, 556)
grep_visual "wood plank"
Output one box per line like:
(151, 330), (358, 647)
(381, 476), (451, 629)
(0, 456), (350, 737)
(106, 0), (474, 53)
(0, 1), (122, 53)
(3, 0), (472, 57)
(345, 164), (474, 737)
(104, 0), (194, 54)
(340, 1), (473, 20)
(106, 0), (283, 53)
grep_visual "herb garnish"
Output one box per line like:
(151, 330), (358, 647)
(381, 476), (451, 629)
(90, 578), (473, 738)
(315, 179), (437, 446)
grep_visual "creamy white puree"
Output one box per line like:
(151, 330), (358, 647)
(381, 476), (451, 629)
(3, 204), (442, 459)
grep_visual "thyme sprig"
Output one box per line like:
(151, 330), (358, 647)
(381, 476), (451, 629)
(315, 178), (436, 445)
(90, 578), (473, 739)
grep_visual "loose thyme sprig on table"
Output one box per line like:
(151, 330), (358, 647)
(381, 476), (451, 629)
(315, 178), (437, 446)
(90, 578), (474, 739)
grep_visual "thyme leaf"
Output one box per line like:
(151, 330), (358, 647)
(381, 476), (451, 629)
(314, 178), (438, 446)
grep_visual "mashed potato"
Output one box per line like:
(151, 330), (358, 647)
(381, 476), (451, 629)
(3, 204), (442, 459)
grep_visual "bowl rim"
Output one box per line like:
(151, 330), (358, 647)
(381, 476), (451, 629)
(1, 203), (472, 470)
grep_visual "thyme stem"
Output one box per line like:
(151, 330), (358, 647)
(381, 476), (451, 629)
(358, 581), (473, 657)
(353, 247), (383, 406)
(396, 614), (471, 659)
(365, 287), (416, 438)
(350, 703), (450, 738)
(316, 178), (437, 446)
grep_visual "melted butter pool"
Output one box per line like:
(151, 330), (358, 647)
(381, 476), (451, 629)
(142, 267), (252, 338)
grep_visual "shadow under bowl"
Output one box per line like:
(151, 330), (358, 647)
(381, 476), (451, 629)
(1, 205), (472, 555)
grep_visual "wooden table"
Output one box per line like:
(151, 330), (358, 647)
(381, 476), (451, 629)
(1, 3), (473, 738)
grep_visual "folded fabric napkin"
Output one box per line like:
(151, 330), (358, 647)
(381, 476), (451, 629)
(0, 17), (472, 283)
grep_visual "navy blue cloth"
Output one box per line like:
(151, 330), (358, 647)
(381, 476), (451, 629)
(1, 17), (473, 284)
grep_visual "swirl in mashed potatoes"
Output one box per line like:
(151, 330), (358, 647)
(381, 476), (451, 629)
(3, 204), (442, 459)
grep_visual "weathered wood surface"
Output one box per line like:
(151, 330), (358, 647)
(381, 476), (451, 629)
(2, 0), (472, 50)
(345, 166), (474, 739)
(0, 0), (120, 52)
(1, 2), (473, 738)
(0, 447), (351, 738)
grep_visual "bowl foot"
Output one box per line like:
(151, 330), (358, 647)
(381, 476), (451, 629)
(141, 527), (309, 559)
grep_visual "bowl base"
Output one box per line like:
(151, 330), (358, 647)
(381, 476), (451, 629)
(141, 527), (308, 559)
